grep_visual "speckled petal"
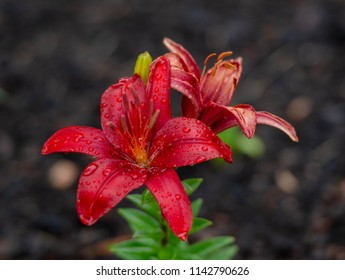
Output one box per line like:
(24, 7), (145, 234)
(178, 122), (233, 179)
(256, 111), (299, 142)
(77, 158), (147, 225)
(145, 168), (192, 241)
(150, 117), (232, 167)
(163, 37), (201, 80)
(41, 126), (114, 158)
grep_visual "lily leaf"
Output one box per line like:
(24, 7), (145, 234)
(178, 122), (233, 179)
(189, 217), (212, 235)
(182, 178), (203, 196)
(188, 236), (235, 258)
(118, 208), (160, 234)
(110, 238), (157, 260)
(191, 198), (203, 217)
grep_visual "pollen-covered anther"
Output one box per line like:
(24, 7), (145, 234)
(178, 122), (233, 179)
(224, 62), (238, 71)
(120, 115), (128, 132)
(217, 51), (233, 61)
(129, 85), (141, 106)
(148, 109), (160, 129)
(122, 93), (130, 111)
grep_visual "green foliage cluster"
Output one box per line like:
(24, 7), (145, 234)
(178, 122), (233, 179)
(110, 179), (238, 260)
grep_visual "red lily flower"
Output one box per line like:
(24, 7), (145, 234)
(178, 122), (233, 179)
(163, 38), (298, 142)
(42, 57), (232, 241)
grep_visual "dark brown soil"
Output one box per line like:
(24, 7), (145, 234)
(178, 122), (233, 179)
(1, 0), (344, 259)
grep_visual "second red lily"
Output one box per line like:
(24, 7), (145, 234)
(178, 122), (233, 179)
(163, 38), (298, 142)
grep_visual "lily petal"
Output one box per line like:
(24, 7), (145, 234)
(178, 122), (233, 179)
(146, 56), (172, 132)
(170, 68), (201, 118)
(77, 158), (147, 225)
(41, 126), (114, 158)
(150, 117), (232, 167)
(100, 76), (145, 156)
(163, 37), (201, 80)
(256, 111), (299, 142)
(145, 168), (192, 241)
(202, 103), (257, 138)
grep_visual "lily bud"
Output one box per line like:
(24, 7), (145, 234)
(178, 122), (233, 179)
(134, 51), (152, 85)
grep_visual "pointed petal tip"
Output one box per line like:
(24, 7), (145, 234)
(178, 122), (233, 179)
(177, 231), (188, 241)
(291, 134), (299, 143)
(41, 145), (49, 155)
(79, 213), (97, 226)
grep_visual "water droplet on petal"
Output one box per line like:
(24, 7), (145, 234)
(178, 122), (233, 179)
(74, 133), (84, 143)
(202, 146), (209, 151)
(93, 136), (105, 142)
(183, 127), (191, 133)
(167, 192), (172, 197)
(195, 155), (207, 163)
(175, 194), (181, 201)
(83, 162), (98, 176)
(102, 168), (112, 177)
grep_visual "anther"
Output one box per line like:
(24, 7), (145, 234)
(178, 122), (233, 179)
(217, 51), (233, 61)
(224, 62), (238, 71)
(120, 115), (128, 132)
(148, 109), (160, 129)
(122, 94), (130, 111)
(129, 85), (141, 106)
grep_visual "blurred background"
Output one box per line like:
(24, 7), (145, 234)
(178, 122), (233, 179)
(0, 0), (344, 259)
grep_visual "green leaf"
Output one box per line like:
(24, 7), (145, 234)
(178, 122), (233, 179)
(118, 208), (160, 234)
(132, 229), (164, 240)
(182, 178), (203, 196)
(191, 198), (203, 217)
(126, 194), (161, 219)
(189, 217), (212, 235)
(206, 244), (239, 260)
(188, 236), (235, 258)
(110, 238), (157, 260)
(217, 127), (265, 159)
(141, 188), (157, 205)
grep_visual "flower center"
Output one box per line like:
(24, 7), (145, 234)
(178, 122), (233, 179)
(119, 86), (160, 167)
(200, 51), (239, 105)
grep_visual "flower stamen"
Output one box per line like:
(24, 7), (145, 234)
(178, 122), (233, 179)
(201, 53), (216, 77)
(148, 109), (160, 129)
(217, 51), (233, 61)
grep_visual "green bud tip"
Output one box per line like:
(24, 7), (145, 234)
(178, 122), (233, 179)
(134, 51), (152, 85)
